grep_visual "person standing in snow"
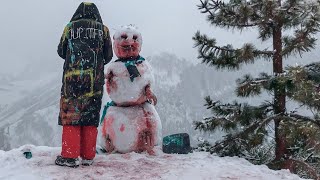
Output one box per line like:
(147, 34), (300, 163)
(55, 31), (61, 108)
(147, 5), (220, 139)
(56, 2), (113, 167)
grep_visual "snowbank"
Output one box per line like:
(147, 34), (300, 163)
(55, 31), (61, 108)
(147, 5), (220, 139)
(0, 145), (306, 180)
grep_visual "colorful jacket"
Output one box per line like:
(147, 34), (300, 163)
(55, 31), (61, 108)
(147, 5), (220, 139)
(57, 2), (112, 126)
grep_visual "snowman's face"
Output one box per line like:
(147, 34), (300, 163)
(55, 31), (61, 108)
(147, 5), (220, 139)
(113, 27), (142, 59)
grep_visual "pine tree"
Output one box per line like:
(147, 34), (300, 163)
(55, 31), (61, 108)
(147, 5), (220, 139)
(193, 0), (320, 178)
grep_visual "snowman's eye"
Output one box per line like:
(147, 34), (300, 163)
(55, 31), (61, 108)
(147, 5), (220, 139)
(133, 35), (138, 40)
(121, 34), (128, 39)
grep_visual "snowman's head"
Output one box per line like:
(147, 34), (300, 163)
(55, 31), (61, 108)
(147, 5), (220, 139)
(113, 25), (142, 59)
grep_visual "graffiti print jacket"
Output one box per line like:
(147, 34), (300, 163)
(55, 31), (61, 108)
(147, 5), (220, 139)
(57, 2), (112, 126)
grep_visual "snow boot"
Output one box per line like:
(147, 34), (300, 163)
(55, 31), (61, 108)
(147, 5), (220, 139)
(55, 155), (80, 168)
(81, 159), (94, 166)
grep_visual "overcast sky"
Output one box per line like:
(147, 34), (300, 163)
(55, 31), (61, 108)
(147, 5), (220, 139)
(0, 0), (318, 77)
(0, 0), (263, 77)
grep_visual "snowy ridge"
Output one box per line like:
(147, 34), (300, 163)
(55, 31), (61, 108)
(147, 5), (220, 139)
(0, 52), (234, 150)
(0, 145), (306, 180)
(149, 53), (191, 89)
(0, 74), (61, 150)
(1, 50), (320, 151)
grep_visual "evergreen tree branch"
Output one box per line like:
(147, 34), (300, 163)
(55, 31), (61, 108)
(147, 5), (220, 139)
(193, 32), (273, 70)
(195, 97), (273, 133)
(282, 159), (319, 179)
(280, 0), (309, 29)
(236, 73), (271, 97)
(282, 29), (317, 58)
(285, 65), (320, 110)
(236, 72), (297, 97)
(195, 98), (241, 132)
(281, 0), (320, 30)
(287, 113), (320, 128)
(198, 0), (261, 29)
(282, 2), (320, 57)
(304, 63), (320, 83)
(213, 114), (281, 155)
(194, 117), (237, 132)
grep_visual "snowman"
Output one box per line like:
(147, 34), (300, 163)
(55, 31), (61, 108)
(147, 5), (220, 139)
(101, 25), (162, 154)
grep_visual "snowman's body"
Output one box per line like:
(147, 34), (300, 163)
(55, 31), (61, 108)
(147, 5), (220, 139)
(102, 25), (162, 153)
(102, 103), (162, 153)
(106, 59), (153, 106)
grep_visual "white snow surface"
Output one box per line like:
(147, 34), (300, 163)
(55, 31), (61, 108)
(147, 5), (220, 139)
(0, 145), (306, 180)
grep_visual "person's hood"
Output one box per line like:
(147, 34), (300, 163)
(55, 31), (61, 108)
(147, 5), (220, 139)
(70, 2), (103, 23)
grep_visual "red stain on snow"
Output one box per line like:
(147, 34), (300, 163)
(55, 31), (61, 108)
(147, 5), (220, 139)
(120, 124), (125, 132)
(143, 109), (154, 129)
(132, 108), (157, 154)
(102, 116), (116, 141)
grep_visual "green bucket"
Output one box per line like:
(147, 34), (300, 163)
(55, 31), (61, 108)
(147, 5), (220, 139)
(162, 133), (192, 154)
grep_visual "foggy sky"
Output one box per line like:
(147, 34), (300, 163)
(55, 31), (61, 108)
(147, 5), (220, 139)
(0, 0), (261, 77)
(0, 0), (317, 79)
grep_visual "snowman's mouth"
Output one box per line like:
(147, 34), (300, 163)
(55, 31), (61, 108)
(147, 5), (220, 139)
(121, 45), (134, 50)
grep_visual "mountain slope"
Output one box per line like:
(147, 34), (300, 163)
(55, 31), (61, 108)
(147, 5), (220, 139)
(0, 53), (226, 150)
(1, 50), (320, 151)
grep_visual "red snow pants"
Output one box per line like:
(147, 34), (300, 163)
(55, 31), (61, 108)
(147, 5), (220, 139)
(61, 125), (98, 160)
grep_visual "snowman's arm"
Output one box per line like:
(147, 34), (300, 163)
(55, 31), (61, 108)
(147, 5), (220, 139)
(105, 71), (114, 84)
(145, 85), (157, 106)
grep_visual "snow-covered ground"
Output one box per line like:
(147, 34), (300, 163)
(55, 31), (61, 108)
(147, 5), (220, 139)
(0, 145), (306, 180)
